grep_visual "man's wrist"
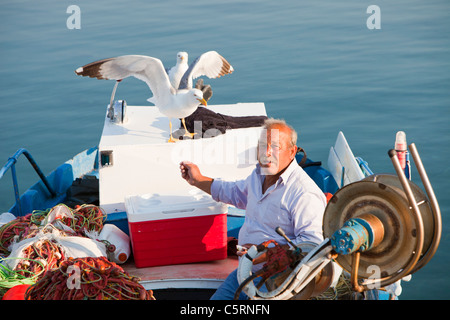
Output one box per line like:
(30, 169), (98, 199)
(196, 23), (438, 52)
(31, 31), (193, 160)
(195, 177), (213, 194)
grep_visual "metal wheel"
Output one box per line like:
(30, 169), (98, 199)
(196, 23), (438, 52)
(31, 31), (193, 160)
(323, 175), (434, 282)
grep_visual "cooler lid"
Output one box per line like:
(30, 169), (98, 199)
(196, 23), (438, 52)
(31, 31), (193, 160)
(125, 189), (228, 222)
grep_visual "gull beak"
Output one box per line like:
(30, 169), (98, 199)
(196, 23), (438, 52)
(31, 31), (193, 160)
(198, 98), (207, 106)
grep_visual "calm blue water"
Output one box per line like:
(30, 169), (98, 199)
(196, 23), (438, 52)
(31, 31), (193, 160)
(0, 0), (449, 299)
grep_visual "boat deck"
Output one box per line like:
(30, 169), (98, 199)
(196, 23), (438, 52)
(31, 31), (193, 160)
(122, 256), (239, 299)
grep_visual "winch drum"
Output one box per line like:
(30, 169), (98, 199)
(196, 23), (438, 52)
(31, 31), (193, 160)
(323, 174), (434, 280)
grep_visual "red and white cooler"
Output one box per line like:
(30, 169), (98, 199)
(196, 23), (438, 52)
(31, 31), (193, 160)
(125, 191), (228, 268)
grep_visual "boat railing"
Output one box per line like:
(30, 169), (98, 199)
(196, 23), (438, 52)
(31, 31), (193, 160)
(0, 148), (56, 216)
(355, 156), (374, 177)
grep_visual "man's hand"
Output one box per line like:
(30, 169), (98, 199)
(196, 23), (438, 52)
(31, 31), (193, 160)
(179, 161), (213, 195)
(180, 161), (201, 185)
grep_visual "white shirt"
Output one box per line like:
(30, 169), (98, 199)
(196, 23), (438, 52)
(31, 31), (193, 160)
(211, 159), (326, 246)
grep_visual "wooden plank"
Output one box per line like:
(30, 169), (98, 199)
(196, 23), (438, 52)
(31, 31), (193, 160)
(122, 256), (239, 290)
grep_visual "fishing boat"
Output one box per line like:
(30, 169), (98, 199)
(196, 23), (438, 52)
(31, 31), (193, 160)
(0, 95), (442, 301)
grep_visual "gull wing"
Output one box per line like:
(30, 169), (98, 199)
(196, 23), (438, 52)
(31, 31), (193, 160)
(75, 55), (176, 102)
(178, 51), (233, 90)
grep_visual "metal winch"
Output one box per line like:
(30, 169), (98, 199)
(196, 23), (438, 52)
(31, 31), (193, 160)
(236, 143), (442, 300)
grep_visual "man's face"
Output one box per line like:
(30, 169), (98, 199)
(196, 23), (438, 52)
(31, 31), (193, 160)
(257, 126), (296, 176)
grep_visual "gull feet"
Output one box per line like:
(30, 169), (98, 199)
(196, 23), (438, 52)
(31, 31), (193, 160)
(183, 131), (197, 139)
(167, 136), (179, 143)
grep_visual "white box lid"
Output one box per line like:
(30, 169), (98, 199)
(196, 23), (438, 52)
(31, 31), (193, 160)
(125, 189), (228, 223)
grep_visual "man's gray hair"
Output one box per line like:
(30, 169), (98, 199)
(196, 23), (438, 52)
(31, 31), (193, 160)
(263, 118), (298, 147)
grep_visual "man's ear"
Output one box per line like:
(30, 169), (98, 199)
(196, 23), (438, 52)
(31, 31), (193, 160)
(291, 145), (298, 160)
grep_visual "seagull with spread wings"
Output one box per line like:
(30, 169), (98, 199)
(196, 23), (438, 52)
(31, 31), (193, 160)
(75, 51), (234, 142)
(167, 51), (233, 102)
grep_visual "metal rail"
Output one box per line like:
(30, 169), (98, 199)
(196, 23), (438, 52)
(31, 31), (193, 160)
(0, 148), (56, 216)
(408, 143), (442, 270)
(382, 148), (424, 285)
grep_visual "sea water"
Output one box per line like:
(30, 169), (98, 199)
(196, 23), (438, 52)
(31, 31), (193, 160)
(0, 0), (449, 299)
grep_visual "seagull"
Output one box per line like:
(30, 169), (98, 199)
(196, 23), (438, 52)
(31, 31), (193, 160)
(166, 51), (234, 102)
(167, 51), (189, 90)
(75, 51), (233, 142)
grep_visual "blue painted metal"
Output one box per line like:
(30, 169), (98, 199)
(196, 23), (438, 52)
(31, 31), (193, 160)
(356, 157), (374, 176)
(0, 148), (56, 216)
(331, 220), (368, 255)
(331, 217), (377, 255)
(5, 147), (98, 216)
